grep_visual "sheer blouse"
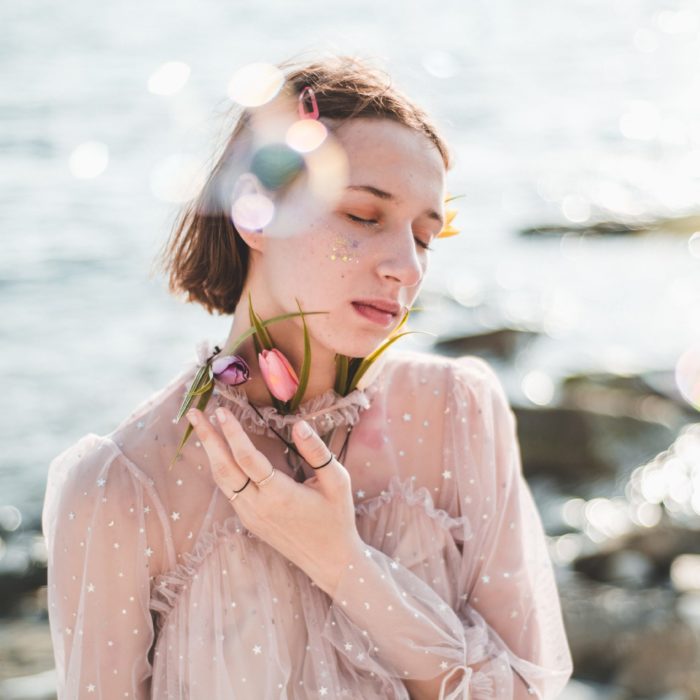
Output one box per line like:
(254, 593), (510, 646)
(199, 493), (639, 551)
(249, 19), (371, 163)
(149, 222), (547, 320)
(42, 343), (573, 698)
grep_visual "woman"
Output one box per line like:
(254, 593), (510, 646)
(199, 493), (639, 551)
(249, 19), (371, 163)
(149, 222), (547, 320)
(43, 55), (573, 698)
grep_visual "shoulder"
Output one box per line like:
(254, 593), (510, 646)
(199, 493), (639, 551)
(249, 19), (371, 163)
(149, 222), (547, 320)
(382, 349), (503, 398)
(46, 433), (122, 492)
(380, 349), (514, 435)
(42, 434), (127, 543)
(108, 365), (195, 438)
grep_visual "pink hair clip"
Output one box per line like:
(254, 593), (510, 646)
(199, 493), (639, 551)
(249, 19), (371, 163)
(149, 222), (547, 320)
(298, 86), (320, 120)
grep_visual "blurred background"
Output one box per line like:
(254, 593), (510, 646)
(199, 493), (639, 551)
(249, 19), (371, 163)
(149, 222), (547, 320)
(2, 0), (700, 697)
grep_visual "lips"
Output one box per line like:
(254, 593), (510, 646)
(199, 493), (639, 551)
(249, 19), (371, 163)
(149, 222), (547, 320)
(351, 298), (401, 316)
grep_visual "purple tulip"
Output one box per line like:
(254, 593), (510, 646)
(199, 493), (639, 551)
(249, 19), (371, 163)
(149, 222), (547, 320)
(211, 354), (250, 386)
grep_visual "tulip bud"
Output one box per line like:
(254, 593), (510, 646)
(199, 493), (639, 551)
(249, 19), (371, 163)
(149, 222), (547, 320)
(258, 349), (300, 402)
(211, 355), (250, 386)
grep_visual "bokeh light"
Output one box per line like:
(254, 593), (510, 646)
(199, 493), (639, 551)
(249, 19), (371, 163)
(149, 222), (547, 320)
(670, 554), (700, 592)
(286, 119), (328, 153)
(227, 62), (284, 107)
(230, 173), (275, 231)
(675, 346), (700, 410)
(147, 61), (191, 96)
(68, 141), (109, 179)
(522, 370), (556, 406)
(688, 232), (700, 259)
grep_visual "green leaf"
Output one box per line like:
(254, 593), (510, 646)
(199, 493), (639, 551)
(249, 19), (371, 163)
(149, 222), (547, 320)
(347, 329), (435, 392)
(289, 299), (311, 411)
(343, 308), (412, 394)
(169, 381), (215, 469)
(220, 311), (328, 357)
(334, 354), (349, 394)
(175, 365), (211, 422)
(248, 292), (273, 350)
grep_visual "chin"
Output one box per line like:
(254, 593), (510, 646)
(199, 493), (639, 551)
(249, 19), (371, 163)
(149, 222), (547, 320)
(331, 332), (396, 359)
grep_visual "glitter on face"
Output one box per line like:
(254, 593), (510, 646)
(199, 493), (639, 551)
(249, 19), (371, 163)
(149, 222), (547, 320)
(327, 235), (360, 263)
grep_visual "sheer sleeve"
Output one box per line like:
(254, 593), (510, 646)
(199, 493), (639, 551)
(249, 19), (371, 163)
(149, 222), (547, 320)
(321, 356), (573, 699)
(42, 433), (169, 699)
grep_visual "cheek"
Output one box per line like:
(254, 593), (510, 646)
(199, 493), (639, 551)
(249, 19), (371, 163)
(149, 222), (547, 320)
(326, 232), (362, 265)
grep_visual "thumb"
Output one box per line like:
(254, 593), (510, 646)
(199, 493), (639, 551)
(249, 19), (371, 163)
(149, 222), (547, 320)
(292, 420), (345, 487)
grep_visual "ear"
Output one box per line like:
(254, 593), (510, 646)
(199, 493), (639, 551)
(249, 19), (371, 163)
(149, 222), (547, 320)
(229, 172), (274, 253)
(235, 224), (266, 253)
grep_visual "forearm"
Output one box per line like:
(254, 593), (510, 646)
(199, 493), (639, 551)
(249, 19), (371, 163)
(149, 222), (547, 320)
(314, 539), (469, 686)
(313, 541), (542, 699)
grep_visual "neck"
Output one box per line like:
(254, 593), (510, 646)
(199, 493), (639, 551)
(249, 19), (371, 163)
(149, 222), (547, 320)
(221, 292), (339, 409)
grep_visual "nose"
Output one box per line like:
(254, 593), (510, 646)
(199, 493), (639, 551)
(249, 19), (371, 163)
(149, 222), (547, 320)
(375, 229), (425, 288)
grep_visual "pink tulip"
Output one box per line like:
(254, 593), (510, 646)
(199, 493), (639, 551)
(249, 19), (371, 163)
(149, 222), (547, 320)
(258, 349), (299, 402)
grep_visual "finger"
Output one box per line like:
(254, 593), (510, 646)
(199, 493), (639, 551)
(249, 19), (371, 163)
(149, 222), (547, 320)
(291, 419), (345, 488)
(186, 409), (253, 499)
(214, 407), (275, 484)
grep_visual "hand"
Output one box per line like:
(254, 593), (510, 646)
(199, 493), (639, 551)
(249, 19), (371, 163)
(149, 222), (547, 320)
(186, 406), (363, 594)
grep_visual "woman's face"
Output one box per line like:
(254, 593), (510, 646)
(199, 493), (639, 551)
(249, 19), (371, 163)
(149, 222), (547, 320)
(255, 117), (447, 359)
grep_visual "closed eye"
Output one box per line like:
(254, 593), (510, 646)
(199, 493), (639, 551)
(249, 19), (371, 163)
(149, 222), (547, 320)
(346, 214), (434, 251)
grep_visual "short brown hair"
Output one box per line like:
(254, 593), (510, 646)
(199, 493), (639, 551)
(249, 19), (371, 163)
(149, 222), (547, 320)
(154, 54), (452, 316)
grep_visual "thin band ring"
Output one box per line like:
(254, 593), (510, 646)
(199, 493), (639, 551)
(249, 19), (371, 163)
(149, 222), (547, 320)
(311, 451), (335, 470)
(228, 476), (251, 502)
(254, 468), (276, 487)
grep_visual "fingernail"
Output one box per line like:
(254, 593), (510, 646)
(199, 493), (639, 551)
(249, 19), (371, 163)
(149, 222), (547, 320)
(187, 410), (199, 426)
(215, 408), (227, 423)
(296, 420), (312, 438)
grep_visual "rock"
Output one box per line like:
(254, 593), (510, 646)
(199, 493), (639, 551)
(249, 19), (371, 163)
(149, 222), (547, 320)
(561, 371), (695, 430)
(574, 524), (700, 588)
(514, 405), (674, 490)
(0, 669), (56, 700)
(558, 570), (700, 696)
(0, 533), (47, 615)
(433, 327), (539, 361)
(615, 616), (700, 697)
(519, 212), (700, 238)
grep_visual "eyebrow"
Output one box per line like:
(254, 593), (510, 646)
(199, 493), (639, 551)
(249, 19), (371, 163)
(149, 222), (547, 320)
(346, 184), (444, 228)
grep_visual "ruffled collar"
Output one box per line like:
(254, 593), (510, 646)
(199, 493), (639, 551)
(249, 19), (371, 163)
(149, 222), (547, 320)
(194, 339), (383, 440)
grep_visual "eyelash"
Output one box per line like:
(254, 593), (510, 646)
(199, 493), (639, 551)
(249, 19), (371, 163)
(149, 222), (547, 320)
(346, 214), (434, 251)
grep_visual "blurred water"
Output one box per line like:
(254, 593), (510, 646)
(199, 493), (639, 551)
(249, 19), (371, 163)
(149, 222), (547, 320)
(1, 0), (699, 518)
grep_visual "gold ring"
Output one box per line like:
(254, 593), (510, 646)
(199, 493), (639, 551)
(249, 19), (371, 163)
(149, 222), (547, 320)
(255, 468), (276, 487)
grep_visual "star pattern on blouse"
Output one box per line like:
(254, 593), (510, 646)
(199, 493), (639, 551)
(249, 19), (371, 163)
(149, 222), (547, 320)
(42, 351), (573, 698)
